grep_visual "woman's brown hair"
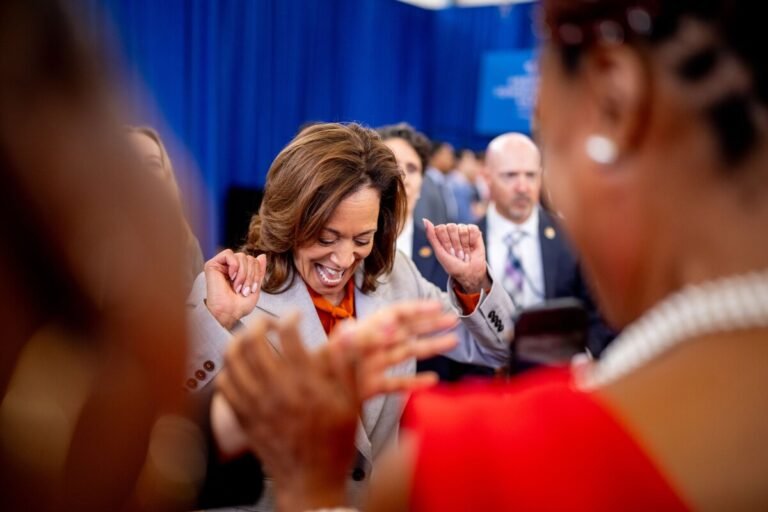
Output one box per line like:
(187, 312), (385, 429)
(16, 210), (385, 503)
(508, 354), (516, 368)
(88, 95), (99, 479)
(242, 122), (406, 294)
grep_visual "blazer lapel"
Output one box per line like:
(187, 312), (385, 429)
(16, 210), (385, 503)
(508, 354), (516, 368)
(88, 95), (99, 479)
(538, 209), (558, 300)
(245, 277), (328, 354)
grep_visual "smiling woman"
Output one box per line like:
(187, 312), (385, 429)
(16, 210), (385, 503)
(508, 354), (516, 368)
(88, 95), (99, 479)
(186, 122), (518, 510)
(294, 187), (381, 303)
(241, 123), (404, 300)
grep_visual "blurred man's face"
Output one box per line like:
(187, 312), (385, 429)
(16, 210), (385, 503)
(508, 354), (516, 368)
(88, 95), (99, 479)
(431, 144), (455, 173)
(457, 150), (480, 181)
(486, 144), (541, 223)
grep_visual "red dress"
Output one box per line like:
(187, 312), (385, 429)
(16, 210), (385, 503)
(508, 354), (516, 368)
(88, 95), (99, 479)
(402, 369), (690, 511)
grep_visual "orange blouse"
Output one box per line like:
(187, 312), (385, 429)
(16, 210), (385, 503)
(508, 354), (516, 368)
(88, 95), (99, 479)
(307, 279), (484, 336)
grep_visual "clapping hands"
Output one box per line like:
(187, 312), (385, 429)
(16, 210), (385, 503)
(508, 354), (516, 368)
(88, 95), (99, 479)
(212, 300), (457, 509)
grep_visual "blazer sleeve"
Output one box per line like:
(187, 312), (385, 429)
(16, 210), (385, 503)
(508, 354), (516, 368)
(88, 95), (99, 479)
(184, 272), (242, 392)
(393, 252), (514, 367)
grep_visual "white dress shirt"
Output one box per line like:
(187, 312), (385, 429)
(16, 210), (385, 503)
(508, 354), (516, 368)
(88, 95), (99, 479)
(396, 216), (414, 259)
(487, 204), (545, 308)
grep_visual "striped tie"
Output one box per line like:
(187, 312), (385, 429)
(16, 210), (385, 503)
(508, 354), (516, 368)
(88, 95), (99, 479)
(503, 231), (526, 307)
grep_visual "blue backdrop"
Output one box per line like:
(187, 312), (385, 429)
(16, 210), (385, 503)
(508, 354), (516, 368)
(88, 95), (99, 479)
(476, 49), (539, 135)
(82, 0), (538, 253)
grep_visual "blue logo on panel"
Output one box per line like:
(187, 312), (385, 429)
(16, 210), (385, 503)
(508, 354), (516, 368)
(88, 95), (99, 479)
(476, 50), (538, 135)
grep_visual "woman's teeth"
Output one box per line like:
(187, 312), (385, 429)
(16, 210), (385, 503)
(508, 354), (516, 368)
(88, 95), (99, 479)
(316, 264), (345, 286)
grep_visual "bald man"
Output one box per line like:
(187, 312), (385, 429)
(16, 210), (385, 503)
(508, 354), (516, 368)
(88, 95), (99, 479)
(480, 133), (614, 359)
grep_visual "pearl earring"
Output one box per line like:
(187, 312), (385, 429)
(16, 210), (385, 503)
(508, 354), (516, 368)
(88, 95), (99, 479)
(585, 135), (618, 165)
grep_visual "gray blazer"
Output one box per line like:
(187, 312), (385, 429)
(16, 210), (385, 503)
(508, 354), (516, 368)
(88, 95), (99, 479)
(186, 250), (515, 509)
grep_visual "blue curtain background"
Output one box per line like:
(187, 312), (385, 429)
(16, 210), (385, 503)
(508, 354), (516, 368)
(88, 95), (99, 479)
(82, 0), (537, 254)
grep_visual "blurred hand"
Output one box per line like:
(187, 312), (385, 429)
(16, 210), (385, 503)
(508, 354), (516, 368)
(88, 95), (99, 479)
(217, 313), (356, 510)
(326, 300), (458, 400)
(204, 249), (266, 330)
(213, 301), (458, 509)
(424, 219), (490, 293)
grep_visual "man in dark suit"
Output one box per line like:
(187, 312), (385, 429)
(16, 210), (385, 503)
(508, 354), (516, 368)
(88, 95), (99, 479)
(481, 133), (614, 358)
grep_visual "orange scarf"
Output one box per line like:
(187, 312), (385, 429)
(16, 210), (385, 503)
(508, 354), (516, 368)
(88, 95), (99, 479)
(307, 278), (356, 335)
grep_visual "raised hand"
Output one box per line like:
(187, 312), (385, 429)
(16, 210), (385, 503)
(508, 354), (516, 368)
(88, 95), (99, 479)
(204, 249), (267, 330)
(423, 218), (491, 293)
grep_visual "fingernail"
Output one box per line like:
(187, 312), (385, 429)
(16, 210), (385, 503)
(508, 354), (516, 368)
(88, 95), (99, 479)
(231, 271), (238, 282)
(235, 284), (243, 294)
(458, 250), (465, 260)
(422, 218), (428, 227)
(253, 282), (259, 290)
(242, 286), (251, 297)
(449, 247), (455, 257)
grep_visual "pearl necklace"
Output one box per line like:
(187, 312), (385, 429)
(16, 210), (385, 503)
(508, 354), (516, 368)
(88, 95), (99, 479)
(578, 270), (768, 390)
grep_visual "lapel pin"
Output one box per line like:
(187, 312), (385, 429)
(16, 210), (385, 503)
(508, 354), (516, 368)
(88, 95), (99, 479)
(544, 227), (556, 240)
(418, 246), (433, 258)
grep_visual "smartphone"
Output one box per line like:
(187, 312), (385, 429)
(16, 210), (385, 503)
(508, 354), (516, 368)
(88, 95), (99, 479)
(510, 298), (588, 374)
